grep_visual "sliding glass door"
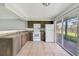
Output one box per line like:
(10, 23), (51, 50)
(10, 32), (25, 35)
(56, 17), (78, 55)
(63, 18), (78, 55)
(56, 22), (62, 45)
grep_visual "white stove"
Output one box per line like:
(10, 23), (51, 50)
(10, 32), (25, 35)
(33, 24), (41, 41)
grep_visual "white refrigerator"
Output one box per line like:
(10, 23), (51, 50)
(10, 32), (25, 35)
(45, 24), (54, 42)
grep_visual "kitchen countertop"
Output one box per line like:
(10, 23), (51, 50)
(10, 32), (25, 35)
(0, 28), (45, 37)
(0, 30), (24, 37)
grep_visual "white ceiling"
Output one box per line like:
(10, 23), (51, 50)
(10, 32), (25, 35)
(5, 3), (74, 18)
(0, 7), (20, 19)
(4, 3), (77, 21)
(0, 4), (21, 19)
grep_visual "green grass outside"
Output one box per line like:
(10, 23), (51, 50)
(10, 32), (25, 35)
(66, 32), (77, 43)
(65, 35), (77, 43)
(67, 32), (77, 37)
(58, 32), (77, 43)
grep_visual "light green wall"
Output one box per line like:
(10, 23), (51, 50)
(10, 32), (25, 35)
(0, 19), (25, 30)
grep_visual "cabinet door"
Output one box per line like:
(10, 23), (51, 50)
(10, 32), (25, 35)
(0, 38), (12, 56)
(21, 33), (27, 47)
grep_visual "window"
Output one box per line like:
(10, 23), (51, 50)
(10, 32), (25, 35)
(56, 17), (78, 55)
(63, 18), (78, 55)
(56, 22), (62, 44)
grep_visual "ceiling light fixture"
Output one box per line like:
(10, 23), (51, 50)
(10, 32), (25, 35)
(42, 3), (51, 7)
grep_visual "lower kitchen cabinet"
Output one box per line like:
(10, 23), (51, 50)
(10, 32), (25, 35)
(0, 31), (29, 56)
(0, 38), (13, 56)
(0, 31), (45, 56)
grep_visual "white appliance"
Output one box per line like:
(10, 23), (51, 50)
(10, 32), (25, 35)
(33, 32), (41, 41)
(33, 24), (41, 41)
(45, 24), (54, 42)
